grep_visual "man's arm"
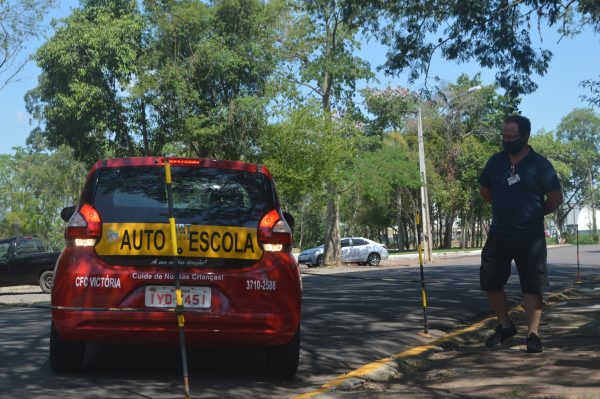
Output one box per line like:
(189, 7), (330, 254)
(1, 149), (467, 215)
(479, 185), (492, 204)
(544, 189), (562, 215)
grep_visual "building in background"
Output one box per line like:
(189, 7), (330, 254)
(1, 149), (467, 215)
(565, 205), (600, 234)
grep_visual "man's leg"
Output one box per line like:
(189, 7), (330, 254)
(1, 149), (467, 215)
(484, 290), (517, 347)
(514, 235), (547, 352)
(486, 290), (511, 327)
(523, 293), (542, 335)
(481, 234), (516, 347)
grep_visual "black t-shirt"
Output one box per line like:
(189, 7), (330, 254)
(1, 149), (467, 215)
(479, 147), (561, 236)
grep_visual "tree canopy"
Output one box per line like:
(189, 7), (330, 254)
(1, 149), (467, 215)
(0, 0), (56, 91)
(345, 0), (599, 97)
(0, 146), (86, 249)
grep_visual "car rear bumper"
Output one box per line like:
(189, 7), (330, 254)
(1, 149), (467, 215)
(52, 308), (298, 346)
(51, 248), (302, 346)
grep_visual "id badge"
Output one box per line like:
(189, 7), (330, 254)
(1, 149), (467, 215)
(507, 173), (521, 186)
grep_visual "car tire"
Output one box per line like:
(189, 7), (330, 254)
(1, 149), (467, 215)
(50, 322), (85, 373)
(315, 255), (324, 267)
(265, 328), (300, 379)
(39, 270), (54, 294)
(367, 253), (381, 266)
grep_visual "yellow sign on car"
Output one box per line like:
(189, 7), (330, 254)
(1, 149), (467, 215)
(95, 223), (262, 260)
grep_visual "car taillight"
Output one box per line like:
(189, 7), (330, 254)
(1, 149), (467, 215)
(258, 209), (292, 252)
(166, 158), (201, 166)
(64, 203), (102, 247)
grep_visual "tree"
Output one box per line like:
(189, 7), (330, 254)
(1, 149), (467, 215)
(454, 136), (495, 248)
(528, 130), (574, 237)
(361, 86), (419, 134)
(345, 0), (599, 97)
(359, 86), (421, 250)
(143, 0), (283, 160)
(277, 0), (374, 264)
(580, 76), (600, 108)
(556, 108), (600, 234)
(26, 0), (282, 164)
(261, 105), (328, 249)
(416, 75), (518, 248)
(0, 146), (87, 249)
(0, 0), (56, 91)
(25, 0), (144, 165)
(557, 108), (600, 148)
(344, 136), (420, 251)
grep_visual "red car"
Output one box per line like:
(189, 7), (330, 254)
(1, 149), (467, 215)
(50, 157), (302, 377)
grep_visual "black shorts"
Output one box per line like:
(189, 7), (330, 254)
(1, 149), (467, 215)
(480, 233), (548, 295)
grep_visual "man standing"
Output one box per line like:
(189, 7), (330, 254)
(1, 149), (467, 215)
(479, 115), (562, 353)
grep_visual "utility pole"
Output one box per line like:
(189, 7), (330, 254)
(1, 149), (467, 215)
(417, 105), (433, 262)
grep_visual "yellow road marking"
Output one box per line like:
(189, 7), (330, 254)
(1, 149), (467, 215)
(291, 304), (525, 399)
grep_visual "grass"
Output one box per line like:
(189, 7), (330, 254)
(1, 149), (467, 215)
(564, 232), (599, 245)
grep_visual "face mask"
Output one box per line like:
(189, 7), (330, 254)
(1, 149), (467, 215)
(503, 138), (525, 155)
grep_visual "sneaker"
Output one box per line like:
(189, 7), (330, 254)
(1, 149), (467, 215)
(485, 322), (517, 347)
(526, 333), (543, 353)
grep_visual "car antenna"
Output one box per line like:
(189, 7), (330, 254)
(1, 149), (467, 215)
(164, 156), (193, 399)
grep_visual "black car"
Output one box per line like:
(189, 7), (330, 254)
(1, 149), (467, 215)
(0, 235), (61, 293)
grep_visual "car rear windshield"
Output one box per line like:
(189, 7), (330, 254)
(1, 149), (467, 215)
(17, 237), (45, 253)
(93, 166), (271, 228)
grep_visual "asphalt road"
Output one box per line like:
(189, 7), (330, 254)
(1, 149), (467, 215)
(0, 244), (598, 399)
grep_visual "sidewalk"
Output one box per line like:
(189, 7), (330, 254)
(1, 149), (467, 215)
(315, 275), (600, 399)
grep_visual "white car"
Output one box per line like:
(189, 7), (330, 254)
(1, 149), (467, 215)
(297, 237), (388, 267)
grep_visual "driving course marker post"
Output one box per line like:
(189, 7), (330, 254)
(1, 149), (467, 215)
(416, 210), (431, 337)
(164, 158), (192, 399)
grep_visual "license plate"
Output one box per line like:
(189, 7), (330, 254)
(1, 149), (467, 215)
(145, 286), (211, 309)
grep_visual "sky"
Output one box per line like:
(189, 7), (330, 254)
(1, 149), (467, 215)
(0, 2), (598, 155)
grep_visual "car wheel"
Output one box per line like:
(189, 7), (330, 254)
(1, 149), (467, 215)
(315, 255), (324, 267)
(265, 328), (300, 379)
(39, 271), (54, 294)
(367, 253), (381, 266)
(50, 322), (85, 373)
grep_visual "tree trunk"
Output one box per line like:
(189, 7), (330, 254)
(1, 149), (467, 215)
(411, 221), (418, 251)
(437, 213), (444, 249)
(298, 218), (304, 250)
(458, 212), (466, 249)
(141, 97), (149, 155)
(443, 212), (454, 249)
(403, 221), (410, 251)
(590, 169), (597, 234)
(395, 187), (405, 251)
(323, 182), (341, 265)
(477, 217), (483, 247)
(470, 218), (476, 248)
